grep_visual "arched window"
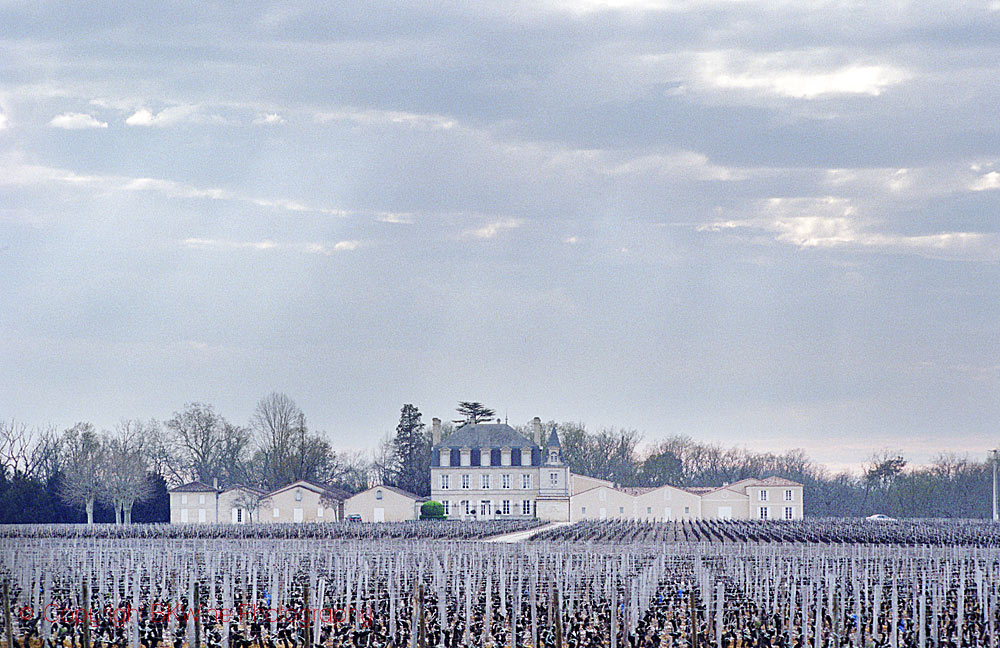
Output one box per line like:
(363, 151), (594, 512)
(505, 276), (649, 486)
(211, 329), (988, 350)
(376, 489), (383, 500)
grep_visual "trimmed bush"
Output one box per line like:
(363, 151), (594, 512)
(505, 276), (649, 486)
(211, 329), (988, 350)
(420, 501), (446, 520)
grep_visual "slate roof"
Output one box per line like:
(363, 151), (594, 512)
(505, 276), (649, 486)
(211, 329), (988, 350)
(546, 426), (561, 448)
(434, 423), (538, 450)
(169, 481), (218, 493)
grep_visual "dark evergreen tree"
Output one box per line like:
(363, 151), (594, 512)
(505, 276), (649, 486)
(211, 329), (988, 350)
(454, 401), (496, 425)
(390, 404), (431, 496)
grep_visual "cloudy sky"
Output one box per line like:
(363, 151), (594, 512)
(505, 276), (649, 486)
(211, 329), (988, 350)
(1, 1), (998, 471)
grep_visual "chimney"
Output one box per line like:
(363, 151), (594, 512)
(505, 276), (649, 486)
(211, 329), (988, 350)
(532, 417), (542, 446)
(432, 417), (442, 445)
(213, 477), (218, 490)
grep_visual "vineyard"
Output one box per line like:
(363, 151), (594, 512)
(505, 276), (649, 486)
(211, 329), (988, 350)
(1, 520), (998, 648)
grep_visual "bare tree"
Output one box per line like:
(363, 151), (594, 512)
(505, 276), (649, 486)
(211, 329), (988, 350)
(250, 392), (335, 490)
(166, 403), (249, 487)
(60, 423), (106, 524)
(101, 420), (154, 524)
(0, 419), (43, 479)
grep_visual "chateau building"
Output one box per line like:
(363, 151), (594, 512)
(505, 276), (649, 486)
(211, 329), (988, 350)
(429, 417), (571, 522)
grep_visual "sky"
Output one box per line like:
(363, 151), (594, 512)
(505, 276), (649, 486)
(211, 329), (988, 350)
(1, 1), (998, 473)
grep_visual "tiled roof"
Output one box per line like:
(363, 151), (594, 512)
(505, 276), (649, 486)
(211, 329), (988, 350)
(434, 423), (538, 450)
(169, 481), (218, 493)
(757, 476), (804, 487)
(369, 485), (429, 501)
(267, 479), (351, 501)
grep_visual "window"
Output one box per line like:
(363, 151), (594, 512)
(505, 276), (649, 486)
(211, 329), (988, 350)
(317, 507), (323, 518)
(759, 507), (769, 519)
(376, 489), (383, 500)
(684, 506), (690, 514)
(199, 494), (205, 505)
(273, 508), (279, 518)
(784, 489), (793, 501)
(480, 500), (491, 516)
(522, 500), (532, 515)
(619, 507), (624, 514)
(440, 475), (450, 490)
(181, 494), (188, 505)
(295, 489), (302, 502)
(180, 509), (188, 523)
(443, 501), (450, 516)
(548, 450), (558, 463)
(463, 500), (471, 516)
(502, 500), (510, 515)
(198, 509), (206, 522)
(502, 474), (511, 489)
(784, 507), (793, 520)
(237, 509), (243, 523)
(481, 474), (491, 489)
(647, 507), (652, 515)
(581, 506), (587, 515)
(462, 474), (470, 489)
(759, 490), (768, 502)
(521, 474), (532, 489)
(549, 472), (559, 486)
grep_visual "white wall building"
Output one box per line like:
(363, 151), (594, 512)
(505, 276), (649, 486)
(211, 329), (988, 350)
(343, 485), (425, 522)
(168, 479), (349, 523)
(430, 417), (571, 522)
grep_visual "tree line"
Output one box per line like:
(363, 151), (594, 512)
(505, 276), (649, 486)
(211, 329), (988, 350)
(2, 399), (996, 521)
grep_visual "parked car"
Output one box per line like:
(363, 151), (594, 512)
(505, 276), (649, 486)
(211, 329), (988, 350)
(866, 513), (895, 521)
(345, 514), (362, 521)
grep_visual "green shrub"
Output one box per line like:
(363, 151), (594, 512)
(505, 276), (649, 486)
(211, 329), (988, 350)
(420, 501), (446, 520)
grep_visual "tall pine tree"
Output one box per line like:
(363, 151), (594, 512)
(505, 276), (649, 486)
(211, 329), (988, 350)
(391, 404), (431, 496)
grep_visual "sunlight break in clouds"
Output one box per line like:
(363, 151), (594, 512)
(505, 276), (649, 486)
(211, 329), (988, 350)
(464, 219), (524, 239)
(697, 52), (910, 98)
(49, 113), (108, 129)
(698, 197), (998, 260)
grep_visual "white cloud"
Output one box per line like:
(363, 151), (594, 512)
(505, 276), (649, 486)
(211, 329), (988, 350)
(699, 197), (998, 260)
(333, 240), (360, 251)
(376, 212), (414, 224)
(696, 51), (910, 98)
(183, 238), (278, 251)
(464, 218), (523, 239)
(253, 113), (285, 125)
(315, 107), (457, 130)
(0, 159), (353, 217)
(0, 112), (9, 130)
(564, 236), (581, 244)
(125, 105), (198, 127)
(970, 171), (1000, 192)
(49, 112), (108, 129)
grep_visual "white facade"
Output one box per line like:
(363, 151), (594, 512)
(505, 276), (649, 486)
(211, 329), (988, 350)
(569, 477), (805, 522)
(430, 419), (571, 522)
(343, 485), (424, 522)
(169, 479), (347, 524)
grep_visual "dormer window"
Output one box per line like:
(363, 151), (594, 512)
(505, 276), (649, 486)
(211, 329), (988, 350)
(548, 451), (558, 464)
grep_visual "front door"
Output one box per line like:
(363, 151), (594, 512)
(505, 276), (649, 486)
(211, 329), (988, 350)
(373, 508), (385, 522)
(293, 507), (303, 522)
